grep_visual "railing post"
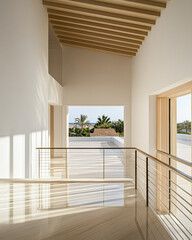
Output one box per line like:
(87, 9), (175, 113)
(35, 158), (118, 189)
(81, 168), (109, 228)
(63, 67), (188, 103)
(38, 149), (40, 179)
(103, 149), (105, 179)
(169, 157), (171, 213)
(135, 150), (137, 189)
(146, 157), (149, 207)
(66, 149), (68, 179)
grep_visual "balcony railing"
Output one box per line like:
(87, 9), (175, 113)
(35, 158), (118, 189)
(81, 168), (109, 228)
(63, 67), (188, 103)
(0, 147), (191, 239)
(36, 147), (135, 179)
(35, 146), (192, 239)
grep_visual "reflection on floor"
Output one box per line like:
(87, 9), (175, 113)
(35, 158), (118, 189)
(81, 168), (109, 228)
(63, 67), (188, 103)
(0, 182), (172, 240)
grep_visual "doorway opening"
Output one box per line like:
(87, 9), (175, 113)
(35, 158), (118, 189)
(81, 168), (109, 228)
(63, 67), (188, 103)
(68, 106), (124, 148)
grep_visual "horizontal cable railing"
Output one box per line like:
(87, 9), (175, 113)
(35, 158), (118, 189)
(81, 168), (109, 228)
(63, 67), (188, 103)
(35, 146), (192, 239)
(136, 148), (192, 240)
(36, 147), (135, 179)
(36, 147), (192, 182)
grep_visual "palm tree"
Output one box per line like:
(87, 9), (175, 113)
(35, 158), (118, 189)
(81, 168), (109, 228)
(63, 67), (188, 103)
(111, 119), (124, 135)
(95, 115), (111, 128)
(74, 114), (91, 132)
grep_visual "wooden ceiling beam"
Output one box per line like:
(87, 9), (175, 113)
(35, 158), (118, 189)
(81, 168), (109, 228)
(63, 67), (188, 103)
(119, 0), (166, 8)
(56, 32), (140, 49)
(48, 9), (151, 31)
(54, 28), (142, 45)
(57, 0), (161, 17)
(60, 40), (136, 57)
(58, 35), (138, 53)
(51, 20), (145, 40)
(43, 0), (156, 25)
(46, 0), (167, 57)
(49, 14), (148, 36)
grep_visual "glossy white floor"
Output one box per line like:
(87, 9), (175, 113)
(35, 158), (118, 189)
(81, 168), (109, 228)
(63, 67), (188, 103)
(0, 182), (173, 240)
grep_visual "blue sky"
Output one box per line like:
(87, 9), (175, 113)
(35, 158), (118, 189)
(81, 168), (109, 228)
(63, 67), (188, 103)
(69, 106), (124, 123)
(177, 94), (191, 123)
(69, 96), (191, 124)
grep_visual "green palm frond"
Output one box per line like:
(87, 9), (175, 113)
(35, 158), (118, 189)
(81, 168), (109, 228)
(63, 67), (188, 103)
(74, 114), (91, 131)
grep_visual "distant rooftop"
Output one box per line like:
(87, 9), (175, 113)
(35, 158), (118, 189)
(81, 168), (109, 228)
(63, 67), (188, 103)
(90, 128), (119, 137)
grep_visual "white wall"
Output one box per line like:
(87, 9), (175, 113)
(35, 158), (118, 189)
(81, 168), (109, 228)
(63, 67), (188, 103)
(49, 27), (63, 86)
(48, 75), (63, 106)
(0, 0), (49, 178)
(62, 46), (132, 106)
(132, 0), (192, 153)
(62, 47), (132, 145)
(48, 75), (64, 149)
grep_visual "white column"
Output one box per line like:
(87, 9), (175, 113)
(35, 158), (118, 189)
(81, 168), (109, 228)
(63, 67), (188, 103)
(62, 106), (69, 148)
(49, 106), (69, 204)
(124, 105), (132, 178)
(124, 105), (131, 147)
(52, 105), (69, 148)
(62, 106), (69, 178)
(54, 106), (62, 147)
(49, 105), (69, 178)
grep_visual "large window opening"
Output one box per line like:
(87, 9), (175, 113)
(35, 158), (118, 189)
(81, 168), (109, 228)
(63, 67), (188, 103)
(68, 106), (124, 147)
(67, 106), (128, 179)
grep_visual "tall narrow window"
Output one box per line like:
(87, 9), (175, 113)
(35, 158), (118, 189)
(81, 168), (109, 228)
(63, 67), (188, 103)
(157, 83), (192, 221)
(170, 93), (192, 232)
(176, 94), (191, 163)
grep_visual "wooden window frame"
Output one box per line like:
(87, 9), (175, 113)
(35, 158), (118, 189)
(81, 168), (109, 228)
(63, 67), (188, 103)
(156, 81), (192, 213)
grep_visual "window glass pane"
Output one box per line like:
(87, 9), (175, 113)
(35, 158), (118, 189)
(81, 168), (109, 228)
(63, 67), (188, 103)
(177, 94), (191, 163)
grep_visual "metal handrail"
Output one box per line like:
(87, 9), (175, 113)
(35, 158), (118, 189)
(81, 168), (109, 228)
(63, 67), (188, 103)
(37, 146), (192, 165)
(137, 148), (192, 183)
(157, 149), (192, 167)
(36, 147), (135, 150)
(36, 146), (192, 183)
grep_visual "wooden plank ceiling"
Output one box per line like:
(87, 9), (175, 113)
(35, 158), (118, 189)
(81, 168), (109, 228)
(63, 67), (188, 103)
(43, 0), (168, 57)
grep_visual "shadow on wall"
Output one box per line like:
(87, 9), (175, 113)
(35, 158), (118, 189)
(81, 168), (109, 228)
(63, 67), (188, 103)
(0, 130), (49, 179)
